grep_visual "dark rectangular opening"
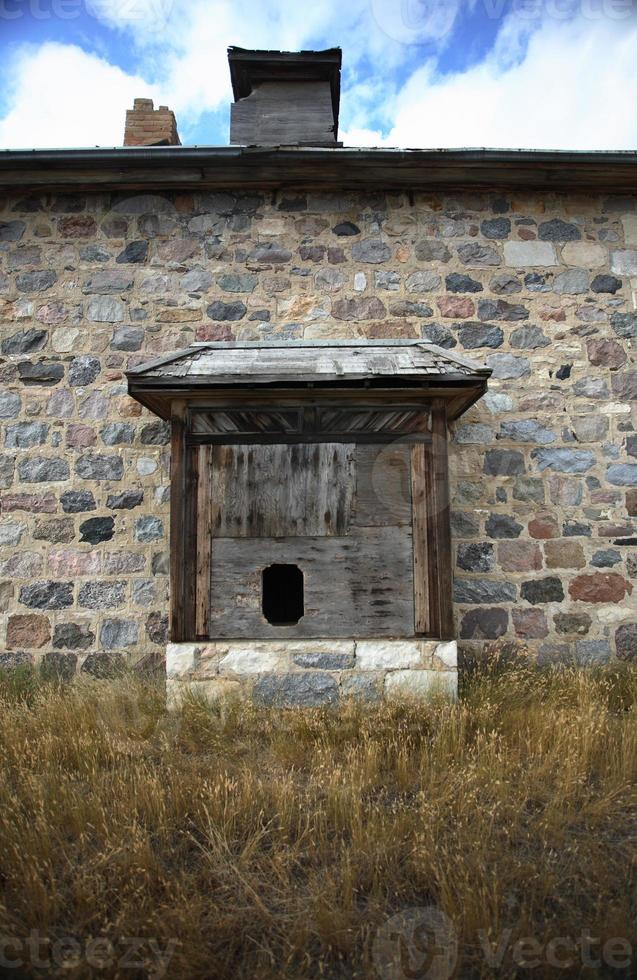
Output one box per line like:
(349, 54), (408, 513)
(262, 563), (304, 625)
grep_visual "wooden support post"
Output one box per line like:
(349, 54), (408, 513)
(169, 400), (188, 642)
(411, 442), (430, 635)
(196, 445), (212, 638)
(429, 398), (454, 640)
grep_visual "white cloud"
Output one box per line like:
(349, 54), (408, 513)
(344, 15), (637, 150)
(0, 42), (158, 148)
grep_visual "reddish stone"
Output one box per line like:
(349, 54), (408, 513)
(498, 540), (543, 572)
(626, 489), (637, 517)
(598, 524), (635, 538)
(174, 194), (194, 213)
(66, 423), (97, 449)
(544, 539), (586, 569)
(539, 307), (566, 322)
(368, 320), (418, 339)
(513, 608), (549, 639)
(438, 296), (475, 318)
(518, 227), (536, 240)
(6, 614), (50, 649)
(195, 324), (234, 342)
(590, 491), (621, 505)
(58, 215), (97, 238)
(48, 548), (101, 577)
(157, 239), (199, 263)
(569, 572), (633, 603)
(328, 247), (346, 264)
(396, 246), (410, 263)
(586, 338), (626, 370)
(528, 512), (559, 539)
(1, 493), (56, 513)
(117, 397), (142, 418)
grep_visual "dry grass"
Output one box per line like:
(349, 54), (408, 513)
(0, 663), (636, 979)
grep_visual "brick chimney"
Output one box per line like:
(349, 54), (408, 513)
(123, 98), (181, 147)
(228, 47), (342, 147)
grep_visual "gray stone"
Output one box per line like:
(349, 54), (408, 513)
(610, 313), (637, 340)
(135, 516), (164, 542)
(554, 612), (591, 636)
(485, 514), (523, 538)
(454, 423), (495, 444)
(0, 455), (14, 490)
(509, 325), (550, 349)
(459, 607), (508, 640)
(451, 511), (480, 536)
(610, 250), (637, 275)
(79, 517), (114, 544)
(292, 652), (355, 670)
(513, 477), (545, 504)
(340, 673), (382, 701)
(112, 327), (143, 351)
(415, 240), (451, 262)
(0, 220), (26, 241)
(481, 217), (511, 239)
(100, 619), (139, 649)
(5, 422), (49, 448)
(445, 273), (482, 293)
(53, 622), (94, 650)
(615, 623), (637, 661)
(520, 577), (564, 604)
(16, 270), (57, 292)
(591, 549), (621, 568)
(80, 245), (111, 263)
(75, 454), (124, 481)
(563, 521), (591, 537)
(490, 273), (522, 294)
(0, 392), (21, 419)
(351, 239), (391, 264)
(146, 611), (168, 644)
(104, 552), (145, 575)
(375, 271), (400, 291)
(78, 392), (109, 421)
(18, 457), (69, 483)
(458, 324), (503, 349)
(2, 328), (48, 355)
(87, 297), (125, 323)
(206, 300), (246, 321)
(611, 372), (637, 401)
(388, 300), (432, 318)
(500, 420), (555, 444)
(454, 579), (516, 603)
(332, 221), (360, 236)
(607, 464), (637, 486)
(217, 273), (257, 292)
(69, 356), (101, 386)
(0, 521), (26, 546)
(248, 243), (292, 264)
(531, 448), (595, 473)
(101, 422), (135, 446)
(20, 580), (73, 610)
(457, 243), (500, 266)
(573, 377), (609, 399)
(486, 353), (531, 379)
(116, 240), (148, 264)
(82, 270), (133, 294)
(571, 416), (608, 442)
(575, 640), (611, 664)
(40, 651), (77, 682)
(405, 271), (441, 292)
(107, 489), (144, 510)
(18, 361), (64, 386)
(538, 219), (581, 241)
(554, 269), (589, 295)
(132, 580), (156, 606)
(140, 421), (170, 445)
(591, 274), (622, 294)
(477, 299), (528, 321)
(81, 651), (126, 678)
(457, 542), (494, 572)
(420, 323), (456, 348)
(484, 449), (525, 476)
(253, 672), (339, 707)
(60, 490), (96, 513)
(180, 268), (213, 292)
(33, 518), (74, 543)
(78, 580), (126, 610)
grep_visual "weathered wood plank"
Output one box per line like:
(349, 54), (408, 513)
(351, 444), (412, 527)
(429, 399), (454, 640)
(169, 400), (187, 642)
(207, 525), (414, 638)
(195, 444), (212, 637)
(207, 443), (354, 537)
(411, 443), (430, 634)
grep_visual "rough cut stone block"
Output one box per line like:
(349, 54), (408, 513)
(610, 250), (637, 275)
(219, 648), (287, 674)
(503, 241), (557, 266)
(355, 640), (427, 670)
(385, 669), (456, 699)
(253, 672), (339, 707)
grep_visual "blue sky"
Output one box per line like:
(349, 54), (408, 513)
(1, 0), (637, 150)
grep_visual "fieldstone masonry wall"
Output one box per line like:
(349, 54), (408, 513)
(1, 185), (637, 680)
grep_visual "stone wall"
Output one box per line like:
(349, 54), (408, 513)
(1, 185), (637, 677)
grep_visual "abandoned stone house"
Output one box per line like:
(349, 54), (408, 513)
(1, 46), (637, 705)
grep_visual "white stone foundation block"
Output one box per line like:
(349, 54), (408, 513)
(385, 669), (457, 699)
(355, 639), (433, 670)
(166, 643), (197, 678)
